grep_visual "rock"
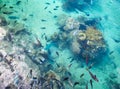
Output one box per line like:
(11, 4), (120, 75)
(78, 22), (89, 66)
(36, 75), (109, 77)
(0, 27), (7, 41)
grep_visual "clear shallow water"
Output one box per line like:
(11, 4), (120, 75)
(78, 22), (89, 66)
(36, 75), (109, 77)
(0, 0), (120, 89)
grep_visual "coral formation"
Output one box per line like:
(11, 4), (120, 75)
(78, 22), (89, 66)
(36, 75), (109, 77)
(52, 16), (107, 60)
(63, 17), (80, 31)
(71, 40), (81, 54)
(76, 30), (86, 41)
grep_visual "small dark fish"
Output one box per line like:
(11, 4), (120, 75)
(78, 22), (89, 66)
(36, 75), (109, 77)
(7, 33), (12, 42)
(80, 73), (84, 78)
(53, 1), (55, 3)
(56, 51), (59, 56)
(70, 58), (74, 63)
(68, 63), (72, 69)
(14, 20), (17, 24)
(44, 6), (48, 10)
(15, 29), (31, 35)
(48, 11), (52, 14)
(3, 4), (6, 7)
(55, 6), (59, 8)
(67, 57), (72, 59)
(109, 51), (114, 55)
(41, 19), (46, 22)
(55, 62), (60, 68)
(73, 82), (79, 87)
(53, 15), (57, 18)
(0, 4), (6, 9)
(66, 71), (72, 76)
(8, 16), (19, 19)
(35, 36), (43, 47)
(86, 82), (88, 89)
(16, 1), (21, 5)
(53, 8), (58, 10)
(22, 18), (27, 21)
(3, 11), (13, 14)
(30, 69), (32, 75)
(45, 36), (47, 40)
(90, 79), (93, 89)
(40, 27), (46, 29)
(9, 6), (13, 8)
(29, 14), (33, 17)
(63, 77), (69, 81)
(45, 2), (50, 5)
(41, 33), (45, 38)
(112, 38), (120, 43)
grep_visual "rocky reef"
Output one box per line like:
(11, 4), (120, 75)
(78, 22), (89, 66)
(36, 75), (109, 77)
(50, 16), (107, 61)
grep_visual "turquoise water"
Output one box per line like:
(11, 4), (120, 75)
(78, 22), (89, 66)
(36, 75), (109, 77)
(0, 0), (120, 89)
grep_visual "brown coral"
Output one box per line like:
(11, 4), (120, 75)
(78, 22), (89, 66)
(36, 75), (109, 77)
(85, 27), (105, 47)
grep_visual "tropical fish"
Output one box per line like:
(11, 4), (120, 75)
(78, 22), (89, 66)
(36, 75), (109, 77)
(8, 16), (19, 19)
(48, 11), (52, 14)
(7, 33), (13, 42)
(41, 19), (47, 22)
(40, 27), (46, 29)
(67, 57), (72, 59)
(109, 51), (114, 55)
(56, 51), (59, 56)
(63, 77), (69, 81)
(22, 18), (27, 21)
(70, 58), (74, 62)
(16, 1), (21, 5)
(112, 38), (120, 43)
(44, 6), (48, 9)
(45, 2), (50, 5)
(0, 4), (6, 9)
(73, 82), (79, 87)
(9, 6), (13, 8)
(87, 69), (99, 82)
(35, 36), (43, 47)
(45, 35), (47, 41)
(53, 15), (57, 18)
(86, 82), (88, 89)
(80, 73), (84, 78)
(53, 8), (58, 10)
(90, 79), (93, 89)
(55, 6), (59, 8)
(68, 63), (72, 69)
(3, 11), (13, 14)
